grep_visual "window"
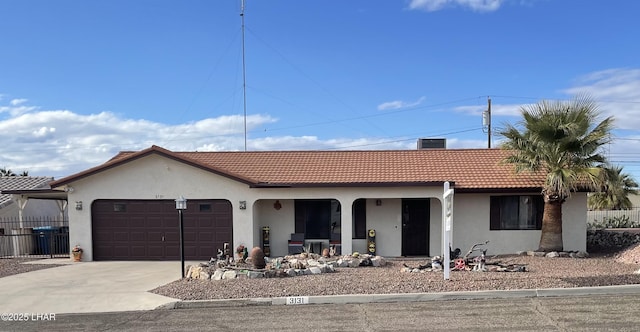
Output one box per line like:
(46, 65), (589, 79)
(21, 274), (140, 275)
(490, 195), (543, 230)
(199, 204), (212, 212)
(113, 203), (127, 212)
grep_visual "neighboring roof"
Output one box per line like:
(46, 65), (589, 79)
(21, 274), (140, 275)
(50, 145), (546, 192)
(0, 176), (55, 207)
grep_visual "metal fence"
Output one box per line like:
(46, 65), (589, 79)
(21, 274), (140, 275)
(587, 208), (640, 224)
(0, 217), (70, 259)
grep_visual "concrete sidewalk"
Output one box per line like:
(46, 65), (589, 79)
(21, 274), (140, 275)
(0, 261), (184, 314)
(167, 284), (640, 309)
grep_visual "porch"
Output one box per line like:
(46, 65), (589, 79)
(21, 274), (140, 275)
(249, 196), (444, 258)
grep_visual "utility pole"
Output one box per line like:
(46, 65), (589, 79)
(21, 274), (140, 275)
(482, 97), (492, 148)
(487, 97), (491, 148)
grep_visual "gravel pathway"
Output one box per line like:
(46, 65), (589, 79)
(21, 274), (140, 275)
(151, 250), (640, 301)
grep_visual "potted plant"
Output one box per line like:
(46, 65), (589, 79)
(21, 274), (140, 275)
(71, 245), (83, 262)
(236, 245), (246, 260)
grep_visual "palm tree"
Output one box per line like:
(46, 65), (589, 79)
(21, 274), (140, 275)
(0, 167), (16, 176)
(500, 96), (614, 252)
(588, 165), (638, 210)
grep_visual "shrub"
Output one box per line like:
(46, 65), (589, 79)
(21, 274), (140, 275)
(588, 215), (640, 230)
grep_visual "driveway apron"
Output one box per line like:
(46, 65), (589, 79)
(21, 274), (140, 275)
(0, 261), (183, 314)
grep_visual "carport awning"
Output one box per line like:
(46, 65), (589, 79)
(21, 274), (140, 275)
(1, 189), (68, 201)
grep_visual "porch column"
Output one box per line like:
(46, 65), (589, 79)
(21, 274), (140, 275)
(12, 195), (29, 229)
(56, 200), (68, 223)
(339, 198), (354, 254)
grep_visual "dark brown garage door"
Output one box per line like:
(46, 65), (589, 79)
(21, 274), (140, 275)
(91, 199), (232, 261)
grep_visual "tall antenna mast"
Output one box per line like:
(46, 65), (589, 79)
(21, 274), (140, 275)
(240, 0), (248, 151)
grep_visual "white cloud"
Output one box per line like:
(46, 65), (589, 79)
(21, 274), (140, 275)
(0, 98), (427, 177)
(408, 0), (504, 12)
(377, 96), (426, 111)
(454, 103), (522, 117)
(10, 98), (28, 106)
(563, 68), (640, 130)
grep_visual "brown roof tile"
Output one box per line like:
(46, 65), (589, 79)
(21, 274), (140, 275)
(52, 146), (545, 191)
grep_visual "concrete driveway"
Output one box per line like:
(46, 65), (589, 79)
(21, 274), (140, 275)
(0, 260), (186, 314)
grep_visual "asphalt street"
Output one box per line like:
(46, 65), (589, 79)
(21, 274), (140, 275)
(2, 294), (639, 331)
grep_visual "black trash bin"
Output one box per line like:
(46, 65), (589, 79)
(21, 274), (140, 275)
(56, 226), (69, 255)
(33, 226), (54, 255)
(33, 226), (68, 255)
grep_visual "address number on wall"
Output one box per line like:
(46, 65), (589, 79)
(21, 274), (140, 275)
(286, 296), (309, 305)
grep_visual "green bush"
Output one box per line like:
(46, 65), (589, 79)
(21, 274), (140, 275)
(588, 215), (640, 230)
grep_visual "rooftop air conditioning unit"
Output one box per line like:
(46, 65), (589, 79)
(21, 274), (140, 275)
(417, 138), (446, 150)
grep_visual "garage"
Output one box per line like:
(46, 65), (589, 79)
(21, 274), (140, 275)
(91, 199), (232, 261)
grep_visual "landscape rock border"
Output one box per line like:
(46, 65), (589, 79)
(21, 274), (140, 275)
(185, 253), (387, 280)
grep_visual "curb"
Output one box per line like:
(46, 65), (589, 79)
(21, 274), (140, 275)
(160, 284), (640, 310)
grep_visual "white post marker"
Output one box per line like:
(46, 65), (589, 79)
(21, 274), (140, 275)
(442, 181), (454, 280)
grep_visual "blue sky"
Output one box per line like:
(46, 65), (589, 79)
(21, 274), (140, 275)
(2, 0), (640, 180)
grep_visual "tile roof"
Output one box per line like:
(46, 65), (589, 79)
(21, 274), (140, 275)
(51, 146), (546, 191)
(0, 176), (54, 206)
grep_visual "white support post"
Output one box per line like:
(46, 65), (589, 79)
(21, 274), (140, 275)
(442, 182), (454, 280)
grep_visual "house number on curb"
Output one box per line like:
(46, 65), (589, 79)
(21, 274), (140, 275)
(286, 296), (309, 305)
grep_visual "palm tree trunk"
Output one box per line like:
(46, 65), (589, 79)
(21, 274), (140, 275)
(538, 199), (563, 252)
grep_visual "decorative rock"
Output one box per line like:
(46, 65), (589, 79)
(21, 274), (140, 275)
(401, 267), (411, 273)
(309, 266), (322, 275)
(248, 271), (264, 279)
(526, 251), (535, 256)
(371, 256), (385, 267)
(545, 251), (560, 258)
(264, 270), (277, 278)
(336, 259), (349, 268)
(533, 251), (546, 257)
(250, 247), (266, 269)
(187, 265), (203, 279)
(515, 251), (527, 256)
(307, 259), (319, 267)
(212, 269), (224, 280)
(285, 269), (296, 277)
(348, 258), (361, 268)
(199, 271), (211, 280)
(558, 251), (570, 257)
(575, 251), (589, 258)
(359, 257), (372, 266)
(222, 270), (237, 279)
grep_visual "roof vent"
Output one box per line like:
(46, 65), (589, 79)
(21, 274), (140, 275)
(417, 138), (446, 150)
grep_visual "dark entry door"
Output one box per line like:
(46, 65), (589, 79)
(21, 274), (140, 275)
(402, 199), (429, 256)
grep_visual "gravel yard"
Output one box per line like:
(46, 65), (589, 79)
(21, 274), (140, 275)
(151, 246), (640, 301)
(0, 258), (67, 278)
(3, 246), (640, 301)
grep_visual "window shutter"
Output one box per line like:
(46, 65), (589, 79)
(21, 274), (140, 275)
(489, 196), (501, 230)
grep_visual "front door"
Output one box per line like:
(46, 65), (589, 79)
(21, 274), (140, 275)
(402, 199), (429, 256)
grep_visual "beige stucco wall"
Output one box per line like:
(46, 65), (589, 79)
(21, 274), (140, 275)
(451, 192), (587, 255)
(64, 154), (588, 260)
